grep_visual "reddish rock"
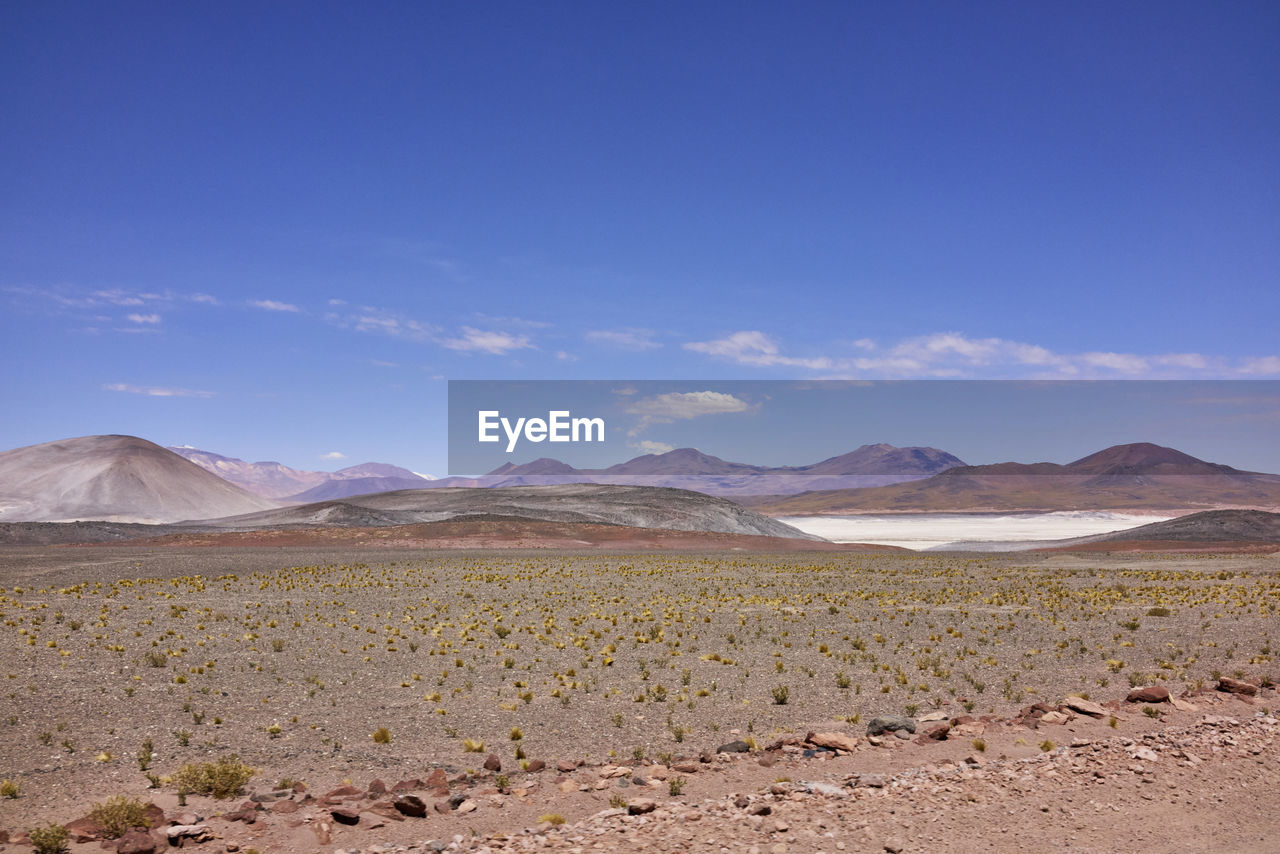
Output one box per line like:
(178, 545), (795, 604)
(270, 800), (300, 814)
(672, 762), (700, 774)
(324, 784), (362, 799)
(425, 768), (450, 796)
(1218, 677), (1259, 696)
(65, 817), (104, 842)
(392, 778), (424, 793)
(524, 759), (546, 772)
(628, 798), (657, 815)
(330, 807), (360, 825)
(367, 800), (407, 822)
(0, 830), (9, 845)
(434, 801), (452, 814)
(1127, 685), (1171, 703)
(1063, 697), (1107, 718)
(367, 778), (387, 796)
(393, 794), (427, 818)
(484, 754), (502, 772)
(757, 755), (777, 768)
(556, 760), (578, 773)
(806, 731), (860, 753)
(922, 723), (951, 741)
(115, 829), (159, 854)
(748, 803), (772, 816)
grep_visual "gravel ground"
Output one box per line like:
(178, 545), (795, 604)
(0, 545), (1276, 851)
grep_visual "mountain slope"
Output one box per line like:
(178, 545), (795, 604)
(752, 443), (1280, 514)
(479, 444), (966, 496)
(169, 446), (431, 500)
(199, 484), (826, 541)
(0, 435), (278, 523)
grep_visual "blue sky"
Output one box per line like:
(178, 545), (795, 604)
(3, 2), (1278, 475)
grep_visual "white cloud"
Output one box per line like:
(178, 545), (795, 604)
(1240, 356), (1280, 375)
(683, 329), (1279, 380)
(189, 293), (219, 305)
(586, 328), (661, 350)
(249, 299), (300, 312)
(104, 383), (214, 398)
(624, 390), (753, 435)
(554, 350), (578, 361)
(328, 306), (438, 342)
(441, 326), (532, 355)
(684, 331), (833, 370)
(320, 451), (346, 460)
(629, 440), (675, 456)
(127, 313), (161, 324)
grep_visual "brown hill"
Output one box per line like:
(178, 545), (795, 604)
(751, 443), (1280, 514)
(0, 435), (278, 523)
(475, 444), (965, 496)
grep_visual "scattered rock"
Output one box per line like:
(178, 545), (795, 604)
(330, 807), (360, 825)
(525, 759), (546, 772)
(1127, 686), (1171, 703)
(393, 794), (427, 818)
(114, 829), (159, 854)
(367, 778), (387, 796)
(456, 799), (478, 814)
(65, 817), (104, 843)
(1218, 677), (1259, 696)
(1040, 711), (1069, 725)
(484, 754), (502, 772)
(717, 740), (751, 753)
(866, 715), (915, 736)
(673, 761), (701, 774)
(856, 773), (887, 788)
(748, 803), (772, 816)
(392, 778), (424, 793)
(628, 799), (657, 815)
(806, 731), (860, 752)
(165, 824), (213, 844)
(1064, 696), (1107, 717)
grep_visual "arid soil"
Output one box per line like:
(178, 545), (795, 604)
(0, 545), (1276, 852)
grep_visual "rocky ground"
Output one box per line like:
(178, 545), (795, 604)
(0, 546), (1276, 852)
(1, 688), (1275, 853)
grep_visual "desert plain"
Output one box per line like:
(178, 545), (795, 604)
(0, 542), (1277, 853)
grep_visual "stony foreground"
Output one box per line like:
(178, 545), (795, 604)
(2, 687), (1276, 854)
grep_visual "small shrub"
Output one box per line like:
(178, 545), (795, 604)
(668, 775), (686, 796)
(1, 778), (19, 798)
(971, 738), (986, 753)
(1145, 607), (1171, 617)
(137, 738), (153, 771)
(1143, 706), (1161, 719)
(371, 727), (391, 744)
(462, 738), (485, 753)
(89, 795), (151, 838)
(539, 813), (566, 826)
(1038, 740), (1055, 753)
(28, 823), (69, 854)
(1108, 716), (1119, 729)
(609, 794), (628, 808)
(172, 756), (256, 799)
(771, 685), (790, 705)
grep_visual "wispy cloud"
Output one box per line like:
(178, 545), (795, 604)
(586, 328), (661, 350)
(624, 390), (754, 435)
(126, 313), (161, 324)
(320, 451), (346, 460)
(248, 299), (300, 312)
(440, 326), (532, 355)
(684, 330), (1280, 379)
(629, 440), (675, 455)
(104, 383), (214, 398)
(684, 331), (833, 370)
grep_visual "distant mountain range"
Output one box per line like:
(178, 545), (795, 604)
(750, 443), (1280, 514)
(0, 435), (277, 523)
(167, 446), (432, 500)
(437, 444), (967, 496)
